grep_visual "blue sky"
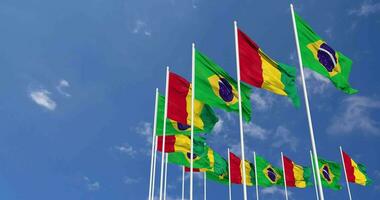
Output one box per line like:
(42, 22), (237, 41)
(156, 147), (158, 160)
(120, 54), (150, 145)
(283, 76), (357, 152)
(0, 0), (380, 199)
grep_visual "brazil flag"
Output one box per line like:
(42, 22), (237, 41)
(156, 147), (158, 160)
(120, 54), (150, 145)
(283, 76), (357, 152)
(318, 158), (342, 190)
(295, 13), (358, 94)
(156, 95), (218, 136)
(195, 50), (252, 122)
(256, 155), (284, 187)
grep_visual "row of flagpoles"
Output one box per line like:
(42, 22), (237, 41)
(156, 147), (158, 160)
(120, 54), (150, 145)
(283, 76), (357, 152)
(146, 3), (368, 200)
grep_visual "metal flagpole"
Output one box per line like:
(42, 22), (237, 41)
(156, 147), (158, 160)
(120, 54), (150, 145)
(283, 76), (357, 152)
(254, 152), (259, 200)
(290, 4), (325, 200)
(159, 67), (170, 200)
(233, 20), (248, 200)
(281, 152), (289, 200)
(151, 136), (158, 200)
(182, 166), (185, 200)
(164, 154), (168, 200)
(228, 148), (232, 200)
(148, 89), (159, 200)
(204, 172), (207, 200)
(340, 146), (353, 200)
(310, 151), (320, 200)
(190, 43), (195, 200)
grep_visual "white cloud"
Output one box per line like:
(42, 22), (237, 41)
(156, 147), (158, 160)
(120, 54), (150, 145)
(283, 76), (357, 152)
(244, 122), (269, 140)
(261, 187), (292, 198)
(349, 1), (380, 16)
(114, 143), (137, 157)
(83, 176), (100, 191)
(324, 27), (333, 39)
(250, 91), (274, 111)
(124, 176), (140, 184)
(300, 68), (330, 94)
(132, 20), (151, 36)
(272, 126), (298, 152)
(136, 122), (153, 143)
(29, 89), (57, 111)
(213, 117), (224, 134)
(56, 79), (71, 97)
(327, 96), (380, 135)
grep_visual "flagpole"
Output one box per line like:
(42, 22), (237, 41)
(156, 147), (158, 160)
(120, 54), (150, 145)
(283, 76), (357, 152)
(281, 152), (289, 200)
(290, 4), (325, 200)
(339, 146), (353, 200)
(159, 67), (170, 200)
(254, 151), (259, 200)
(310, 150), (320, 200)
(190, 42), (195, 200)
(204, 172), (207, 200)
(164, 154), (168, 200)
(228, 148), (232, 200)
(182, 166), (185, 200)
(148, 88), (159, 200)
(233, 20), (248, 200)
(151, 136), (158, 200)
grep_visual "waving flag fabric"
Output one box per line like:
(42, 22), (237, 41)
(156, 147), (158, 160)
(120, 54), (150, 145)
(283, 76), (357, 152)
(156, 135), (205, 153)
(342, 151), (372, 186)
(295, 13), (357, 94)
(156, 95), (218, 136)
(283, 155), (312, 188)
(195, 50), (252, 122)
(229, 152), (255, 186)
(237, 28), (300, 107)
(256, 155), (284, 187)
(318, 158), (342, 190)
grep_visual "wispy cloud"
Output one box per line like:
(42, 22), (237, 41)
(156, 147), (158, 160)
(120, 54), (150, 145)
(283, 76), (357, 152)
(299, 68), (331, 94)
(349, 1), (380, 16)
(132, 20), (151, 36)
(324, 27), (333, 39)
(83, 176), (100, 191)
(250, 91), (275, 111)
(113, 143), (137, 157)
(244, 122), (269, 140)
(272, 126), (298, 152)
(29, 89), (57, 111)
(213, 117), (224, 134)
(136, 122), (153, 143)
(261, 187), (292, 198)
(327, 96), (380, 135)
(56, 79), (71, 97)
(124, 176), (141, 184)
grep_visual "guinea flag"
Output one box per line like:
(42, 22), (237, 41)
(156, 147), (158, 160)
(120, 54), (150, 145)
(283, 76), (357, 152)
(229, 152), (255, 186)
(283, 155), (312, 188)
(256, 155), (284, 187)
(294, 12), (358, 94)
(156, 135), (205, 153)
(195, 50), (252, 122)
(318, 158), (342, 190)
(342, 151), (372, 186)
(237, 28), (300, 107)
(155, 95), (218, 136)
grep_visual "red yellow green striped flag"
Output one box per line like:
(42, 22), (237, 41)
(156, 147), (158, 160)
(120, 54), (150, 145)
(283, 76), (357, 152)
(156, 135), (205, 153)
(229, 152), (255, 186)
(237, 28), (300, 107)
(342, 151), (372, 186)
(283, 155), (312, 188)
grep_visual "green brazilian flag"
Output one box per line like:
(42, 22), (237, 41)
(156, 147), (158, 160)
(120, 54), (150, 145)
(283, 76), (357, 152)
(168, 145), (225, 173)
(256, 155), (284, 187)
(195, 50), (252, 122)
(318, 158), (342, 190)
(295, 13), (358, 94)
(156, 95), (218, 136)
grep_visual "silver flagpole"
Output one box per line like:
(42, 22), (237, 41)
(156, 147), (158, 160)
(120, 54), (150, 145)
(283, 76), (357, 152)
(159, 67), (170, 200)
(204, 172), (207, 200)
(290, 4), (325, 200)
(228, 148), (232, 200)
(233, 20), (248, 200)
(340, 146), (353, 200)
(163, 154), (168, 200)
(151, 136), (158, 200)
(148, 89), (159, 200)
(281, 152), (289, 200)
(254, 152), (259, 200)
(310, 150), (320, 200)
(190, 43), (195, 200)
(182, 166), (185, 200)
